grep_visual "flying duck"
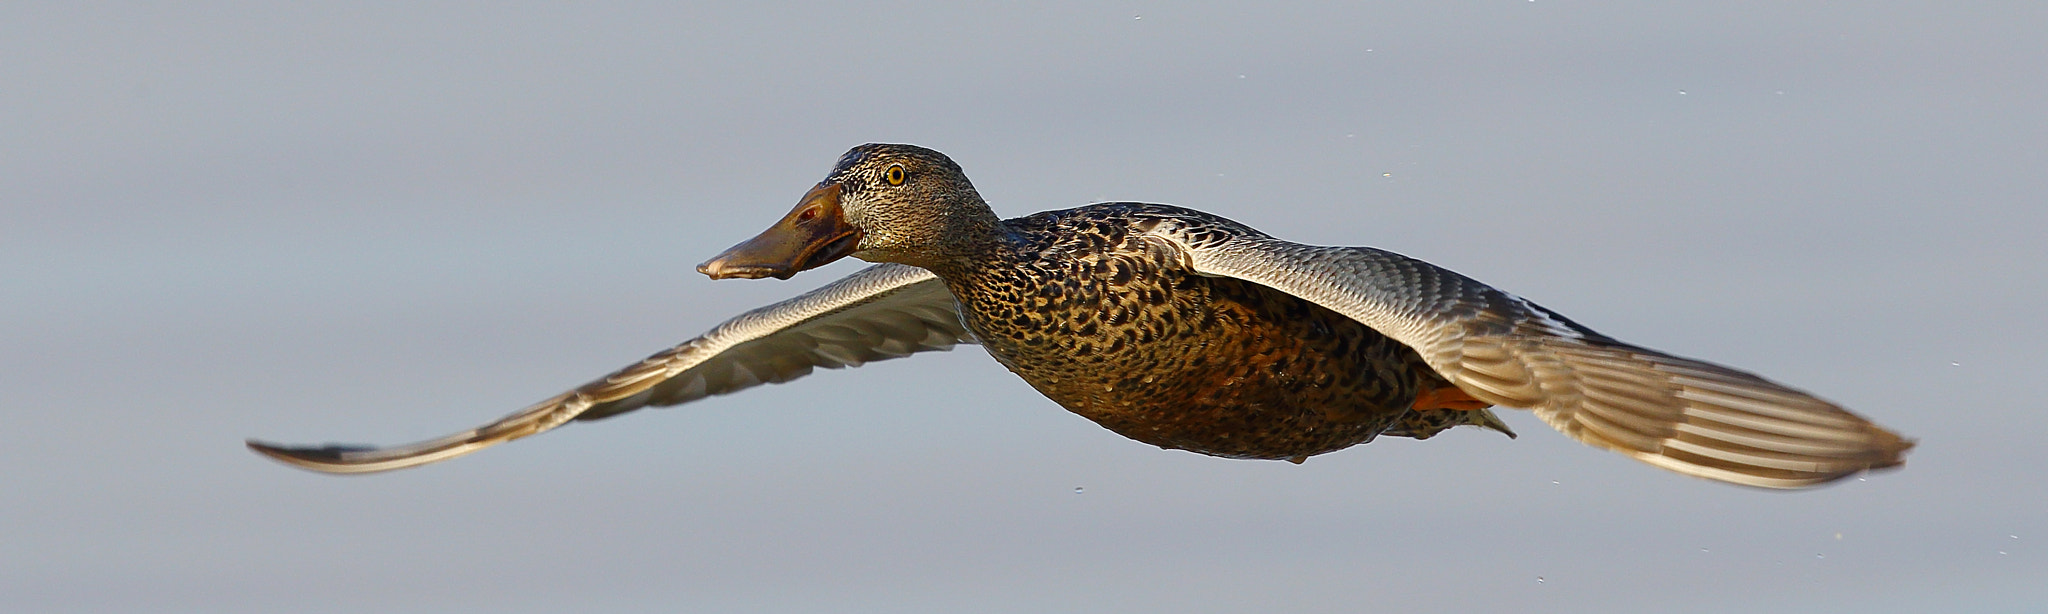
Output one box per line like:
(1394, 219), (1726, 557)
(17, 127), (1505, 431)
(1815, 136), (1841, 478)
(248, 144), (1912, 488)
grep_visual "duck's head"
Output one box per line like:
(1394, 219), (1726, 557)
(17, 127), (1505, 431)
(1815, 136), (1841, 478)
(698, 143), (992, 280)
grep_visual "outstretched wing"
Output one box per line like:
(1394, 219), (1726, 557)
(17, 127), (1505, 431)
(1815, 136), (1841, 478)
(1142, 215), (1912, 489)
(248, 263), (971, 474)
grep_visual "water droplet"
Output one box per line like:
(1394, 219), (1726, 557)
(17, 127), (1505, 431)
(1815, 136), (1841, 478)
(1699, 548), (1710, 553)
(1346, 133), (1356, 138)
(1951, 361), (1961, 367)
(1835, 532), (1844, 540)
(1677, 90), (1688, 95)
(2012, 535), (2021, 540)
(1535, 576), (1545, 584)
(1775, 90), (1785, 95)
(1133, 15), (1142, 20)
(1073, 486), (1085, 494)
(1815, 553), (1825, 559)
(1999, 550), (2008, 555)
(1551, 480), (1560, 485)
(1237, 74), (1247, 79)
(1382, 173), (1392, 177)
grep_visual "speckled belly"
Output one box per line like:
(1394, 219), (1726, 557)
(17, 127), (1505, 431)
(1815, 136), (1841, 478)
(950, 261), (1431, 461)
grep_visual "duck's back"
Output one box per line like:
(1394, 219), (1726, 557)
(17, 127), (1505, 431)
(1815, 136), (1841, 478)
(936, 204), (1463, 460)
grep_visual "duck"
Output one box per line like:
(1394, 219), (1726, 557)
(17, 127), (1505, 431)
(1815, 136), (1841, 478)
(248, 143), (1913, 489)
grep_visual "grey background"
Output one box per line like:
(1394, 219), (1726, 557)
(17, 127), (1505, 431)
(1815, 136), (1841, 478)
(5, 3), (2043, 612)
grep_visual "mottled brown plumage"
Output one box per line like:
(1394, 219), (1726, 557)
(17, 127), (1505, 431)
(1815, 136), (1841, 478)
(248, 143), (1910, 489)
(933, 204), (1497, 460)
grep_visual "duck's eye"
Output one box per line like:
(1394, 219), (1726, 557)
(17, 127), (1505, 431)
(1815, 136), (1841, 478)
(883, 165), (906, 186)
(796, 207), (819, 222)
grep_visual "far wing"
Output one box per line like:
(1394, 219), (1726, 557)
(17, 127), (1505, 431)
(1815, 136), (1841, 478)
(1142, 217), (1912, 489)
(247, 263), (970, 474)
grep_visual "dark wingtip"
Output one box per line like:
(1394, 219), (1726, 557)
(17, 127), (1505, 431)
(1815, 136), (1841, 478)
(245, 439), (371, 466)
(1868, 431), (1917, 471)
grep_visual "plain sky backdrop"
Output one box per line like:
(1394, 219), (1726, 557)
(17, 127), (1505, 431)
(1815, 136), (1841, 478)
(5, 3), (2044, 613)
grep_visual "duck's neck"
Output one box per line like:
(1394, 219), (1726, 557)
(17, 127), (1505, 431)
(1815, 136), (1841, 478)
(858, 195), (1013, 279)
(912, 214), (1017, 281)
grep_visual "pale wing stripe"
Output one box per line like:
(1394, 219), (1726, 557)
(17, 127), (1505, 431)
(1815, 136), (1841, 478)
(1661, 438), (1834, 473)
(1579, 398), (1683, 435)
(1670, 383), (1861, 428)
(1578, 380), (1678, 411)
(1570, 363), (1670, 389)
(1632, 455), (1815, 490)
(1678, 405), (1856, 441)
(247, 264), (971, 474)
(1665, 371), (1824, 406)
(1671, 422), (1870, 456)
